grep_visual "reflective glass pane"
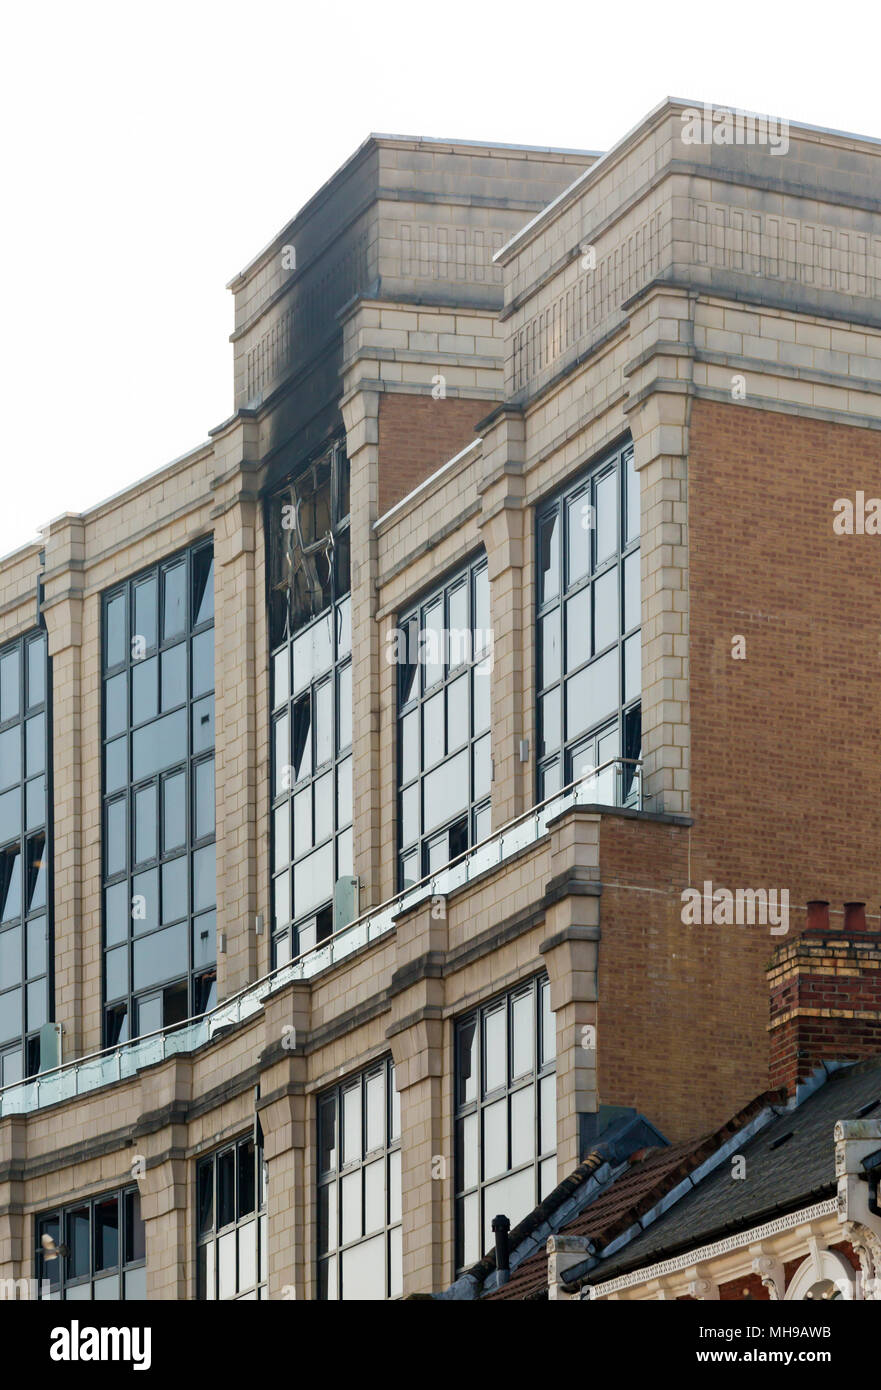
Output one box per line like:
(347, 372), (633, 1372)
(565, 588), (590, 672)
(539, 612), (561, 687)
(541, 980), (556, 1064)
(540, 1073), (557, 1154)
(539, 690), (560, 758)
(0, 986), (21, 1043)
(104, 882), (129, 948)
(423, 690), (444, 768)
(625, 451), (639, 542)
(132, 708), (186, 780)
(593, 568), (617, 653)
(161, 642), (187, 711)
(624, 549), (640, 633)
(105, 595), (126, 671)
(483, 1006), (506, 1093)
(132, 867), (159, 934)
(162, 771), (186, 852)
(218, 1147), (235, 1226)
(538, 511), (560, 604)
(314, 771), (333, 845)
(511, 990), (535, 1078)
(422, 748), (468, 834)
(133, 577), (157, 653)
(342, 1083), (361, 1164)
(193, 844), (216, 912)
(162, 563), (186, 640)
(0, 925), (21, 984)
(341, 1234), (384, 1301)
(95, 1197), (120, 1271)
(473, 661), (491, 734)
(337, 664), (352, 752)
(473, 734), (491, 801)
(131, 656), (158, 726)
(25, 776), (45, 832)
(134, 784), (157, 864)
(365, 1068), (385, 1152)
(510, 1084), (535, 1167)
(341, 1170), (361, 1244)
(473, 567), (490, 653)
(27, 638), (46, 709)
(566, 649), (618, 740)
(105, 738), (127, 795)
(456, 1112), (479, 1191)
(0, 788), (20, 846)
(132, 922), (186, 990)
(161, 856), (187, 923)
(195, 758), (215, 841)
(595, 471), (617, 566)
(336, 756), (352, 828)
(421, 600), (444, 691)
(567, 490), (591, 586)
(218, 1230), (236, 1300)
(192, 630), (214, 698)
(192, 549), (214, 627)
(624, 632), (641, 703)
(0, 847), (21, 922)
(364, 1160), (384, 1234)
(483, 1098), (507, 1179)
(192, 696), (215, 754)
(447, 674), (469, 752)
(105, 672), (127, 739)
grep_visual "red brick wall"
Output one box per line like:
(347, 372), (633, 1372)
(377, 394), (481, 516)
(594, 400), (881, 1141)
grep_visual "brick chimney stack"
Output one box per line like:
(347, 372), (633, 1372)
(767, 901), (881, 1094)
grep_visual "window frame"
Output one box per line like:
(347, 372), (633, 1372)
(268, 436), (352, 968)
(316, 1056), (402, 1300)
(0, 627), (52, 1086)
(100, 539), (216, 1047)
(453, 975), (556, 1274)
(35, 1185), (146, 1300)
(396, 553), (492, 890)
(534, 438), (640, 807)
(195, 1131), (267, 1301)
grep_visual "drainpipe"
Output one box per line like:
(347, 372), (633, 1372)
(492, 1214), (511, 1287)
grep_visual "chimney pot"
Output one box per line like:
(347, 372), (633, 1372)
(844, 902), (867, 933)
(805, 900), (830, 933)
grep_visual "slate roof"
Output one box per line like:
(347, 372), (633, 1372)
(483, 1058), (881, 1299)
(484, 1089), (781, 1301)
(582, 1057), (881, 1288)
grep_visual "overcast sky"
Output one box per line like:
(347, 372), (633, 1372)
(1, 1), (878, 558)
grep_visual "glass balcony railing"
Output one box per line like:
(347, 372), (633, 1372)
(0, 758), (641, 1117)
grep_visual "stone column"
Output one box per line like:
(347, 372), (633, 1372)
(540, 809), (602, 1174)
(477, 405), (529, 830)
(386, 896), (449, 1295)
(340, 382), (384, 907)
(624, 286), (693, 816)
(210, 422), (264, 998)
(258, 981), (311, 1300)
(41, 516), (89, 1058)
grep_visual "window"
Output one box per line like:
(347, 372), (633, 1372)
(36, 1187), (146, 1299)
(0, 630), (50, 1086)
(196, 1133), (267, 1300)
(317, 1058), (402, 1300)
(101, 540), (215, 1046)
(269, 439), (352, 966)
(396, 555), (491, 889)
(536, 440), (640, 805)
(454, 976), (556, 1271)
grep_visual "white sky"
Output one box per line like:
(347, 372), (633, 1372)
(1, 0), (878, 559)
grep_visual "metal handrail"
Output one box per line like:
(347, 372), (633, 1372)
(0, 757), (642, 1111)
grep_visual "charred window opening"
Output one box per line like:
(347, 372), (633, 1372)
(269, 438), (353, 967)
(269, 441), (350, 649)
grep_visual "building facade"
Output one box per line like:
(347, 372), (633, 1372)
(1, 101), (880, 1300)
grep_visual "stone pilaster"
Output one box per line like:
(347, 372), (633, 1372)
(540, 810), (601, 1174)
